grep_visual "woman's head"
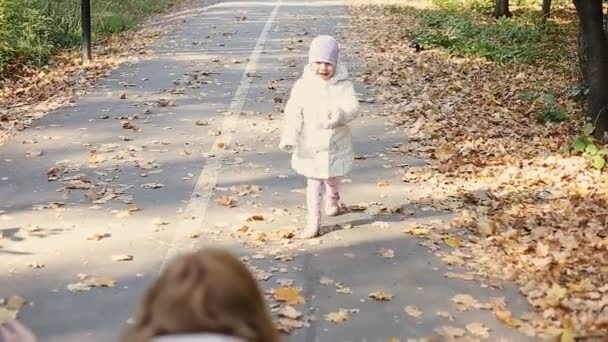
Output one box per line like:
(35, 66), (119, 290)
(122, 249), (281, 342)
(308, 35), (339, 80)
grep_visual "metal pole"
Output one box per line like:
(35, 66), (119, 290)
(81, 0), (92, 63)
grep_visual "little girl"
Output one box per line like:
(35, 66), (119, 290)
(122, 249), (282, 342)
(279, 35), (360, 239)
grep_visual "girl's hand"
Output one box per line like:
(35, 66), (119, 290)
(0, 320), (37, 342)
(321, 112), (342, 129)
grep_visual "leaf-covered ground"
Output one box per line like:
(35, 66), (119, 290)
(346, 1), (607, 339)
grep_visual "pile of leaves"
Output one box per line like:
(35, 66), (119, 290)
(347, 2), (607, 339)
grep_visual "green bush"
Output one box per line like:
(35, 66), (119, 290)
(0, 0), (172, 78)
(389, 4), (574, 66)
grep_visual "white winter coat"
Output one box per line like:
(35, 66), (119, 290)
(279, 63), (360, 179)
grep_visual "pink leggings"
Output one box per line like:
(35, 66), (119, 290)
(307, 177), (340, 223)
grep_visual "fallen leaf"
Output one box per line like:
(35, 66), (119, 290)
(87, 233), (111, 241)
(320, 276), (334, 285)
(325, 309), (350, 323)
(444, 272), (474, 281)
(405, 305), (423, 318)
(246, 215), (264, 222)
(434, 144), (457, 161)
(545, 283), (567, 307)
(444, 235), (462, 248)
(378, 248), (395, 259)
(27, 261), (45, 269)
(377, 180), (389, 187)
(275, 317), (305, 333)
(369, 291), (394, 301)
(336, 287), (352, 294)
(435, 325), (466, 339)
(67, 275), (117, 292)
(64, 179), (93, 190)
(141, 183), (164, 189)
(451, 294), (478, 311)
(466, 322), (490, 338)
(279, 305), (302, 319)
(46, 167), (63, 181)
(441, 255), (465, 265)
(217, 195), (237, 207)
(111, 254), (133, 262)
(273, 287), (304, 305)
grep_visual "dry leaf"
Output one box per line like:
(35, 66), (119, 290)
(67, 275), (117, 292)
(405, 305), (423, 318)
(87, 233), (110, 241)
(378, 248), (395, 259)
(441, 255), (465, 265)
(111, 254), (133, 262)
(336, 287), (352, 294)
(434, 144), (457, 161)
(369, 291), (393, 301)
(141, 183), (164, 189)
(451, 294), (477, 311)
(325, 309), (350, 323)
(466, 322), (490, 338)
(435, 325), (466, 339)
(273, 287), (304, 305)
(444, 272), (474, 281)
(444, 235), (462, 248)
(377, 180), (389, 187)
(217, 195), (237, 207)
(278, 305), (302, 319)
(545, 284), (567, 307)
(246, 215), (264, 222)
(320, 276), (334, 285)
(275, 317), (305, 333)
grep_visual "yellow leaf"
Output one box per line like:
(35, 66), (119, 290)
(369, 291), (394, 301)
(545, 284), (567, 307)
(493, 307), (520, 328)
(325, 309), (350, 323)
(560, 329), (576, 342)
(434, 144), (456, 161)
(217, 195), (237, 207)
(273, 287), (304, 305)
(444, 236), (462, 248)
(404, 305), (423, 318)
(466, 322), (490, 338)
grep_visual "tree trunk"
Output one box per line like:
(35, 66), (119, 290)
(604, 1), (608, 35)
(493, 0), (512, 18)
(542, 0), (552, 21)
(574, 0), (608, 140)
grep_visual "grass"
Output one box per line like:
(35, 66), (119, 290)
(388, 0), (577, 66)
(0, 0), (173, 78)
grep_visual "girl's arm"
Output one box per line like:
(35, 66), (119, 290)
(279, 81), (304, 150)
(329, 81), (360, 127)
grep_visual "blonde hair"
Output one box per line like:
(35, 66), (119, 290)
(122, 249), (282, 342)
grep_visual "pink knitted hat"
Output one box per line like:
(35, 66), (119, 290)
(308, 35), (340, 65)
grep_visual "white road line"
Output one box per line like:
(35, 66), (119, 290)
(160, 0), (282, 269)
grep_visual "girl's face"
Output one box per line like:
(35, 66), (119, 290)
(313, 62), (336, 81)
